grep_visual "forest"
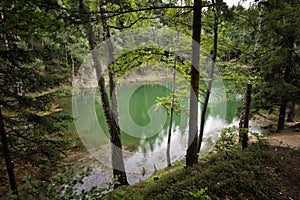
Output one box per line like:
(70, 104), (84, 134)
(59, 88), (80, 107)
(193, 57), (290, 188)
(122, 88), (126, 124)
(0, 0), (299, 199)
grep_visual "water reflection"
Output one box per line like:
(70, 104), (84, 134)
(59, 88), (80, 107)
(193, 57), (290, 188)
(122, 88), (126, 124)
(70, 81), (241, 189)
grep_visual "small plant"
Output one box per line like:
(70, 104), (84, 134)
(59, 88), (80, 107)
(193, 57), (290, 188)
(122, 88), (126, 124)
(189, 187), (211, 200)
(214, 126), (239, 152)
(21, 164), (115, 199)
(156, 95), (181, 115)
(251, 131), (269, 145)
(54, 87), (72, 97)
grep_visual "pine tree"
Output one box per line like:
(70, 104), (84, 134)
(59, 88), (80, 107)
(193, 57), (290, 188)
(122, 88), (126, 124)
(253, 0), (300, 132)
(0, 0), (71, 197)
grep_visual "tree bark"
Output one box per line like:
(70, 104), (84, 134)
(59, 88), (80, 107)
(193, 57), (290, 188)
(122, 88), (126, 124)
(99, 0), (119, 123)
(287, 101), (296, 122)
(197, 0), (218, 153)
(99, 0), (128, 186)
(78, 0), (128, 187)
(167, 58), (176, 167)
(186, 0), (202, 167)
(0, 106), (18, 197)
(277, 97), (287, 132)
(239, 84), (252, 149)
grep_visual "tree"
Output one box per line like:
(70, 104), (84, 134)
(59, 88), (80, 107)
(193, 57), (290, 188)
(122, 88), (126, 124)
(78, 0), (128, 187)
(99, 0), (129, 186)
(0, 10), (18, 197)
(186, 0), (202, 167)
(166, 50), (177, 167)
(197, 0), (223, 153)
(0, 0), (70, 197)
(238, 0), (264, 148)
(253, 0), (300, 132)
(0, 106), (18, 196)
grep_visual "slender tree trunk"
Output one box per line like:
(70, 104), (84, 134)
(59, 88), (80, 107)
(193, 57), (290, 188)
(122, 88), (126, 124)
(71, 54), (75, 84)
(167, 58), (176, 167)
(239, 84), (252, 149)
(239, 1), (263, 148)
(277, 97), (287, 132)
(0, 106), (18, 197)
(197, 0), (218, 153)
(78, 0), (128, 187)
(239, 82), (252, 149)
(99, 0), (119, 123)
(0, 12), (18, 197)
(186, 0), (202, 167)
(277, 37), (294, 132)
(167, 1), (182, 166)
(287, 101), (296, 122)
(99, 0), (128, 186)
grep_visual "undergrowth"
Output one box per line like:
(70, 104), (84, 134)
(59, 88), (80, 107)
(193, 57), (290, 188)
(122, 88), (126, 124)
(103, 143), (286, 200)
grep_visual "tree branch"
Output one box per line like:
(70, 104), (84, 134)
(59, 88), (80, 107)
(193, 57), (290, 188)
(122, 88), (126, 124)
(110, 16), (158, 30)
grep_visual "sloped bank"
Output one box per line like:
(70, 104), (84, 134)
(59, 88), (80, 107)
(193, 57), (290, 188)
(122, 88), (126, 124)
(102, 143), (300, 200)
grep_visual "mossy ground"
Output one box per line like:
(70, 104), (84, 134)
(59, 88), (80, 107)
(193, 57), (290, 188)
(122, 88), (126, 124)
(103, 143), (300, 200)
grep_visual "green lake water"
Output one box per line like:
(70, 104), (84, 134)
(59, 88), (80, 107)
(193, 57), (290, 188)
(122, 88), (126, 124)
(59, 81), (241, 178)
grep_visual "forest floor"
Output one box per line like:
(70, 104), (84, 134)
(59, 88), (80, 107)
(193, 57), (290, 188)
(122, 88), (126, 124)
(101, 118), (300, 200)
(252, 111), (300, 149)
(269, 127), (300, 148)
(103, 146), (300, 200)
(254, 115), (300, 199)
(2, 110), (299, 199)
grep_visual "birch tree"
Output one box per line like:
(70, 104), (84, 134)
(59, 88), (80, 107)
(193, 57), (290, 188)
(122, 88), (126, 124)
(186, 0), (202, 167)
(78, 0), (128, 187)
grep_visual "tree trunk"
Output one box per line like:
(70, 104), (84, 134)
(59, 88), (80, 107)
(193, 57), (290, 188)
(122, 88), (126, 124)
(239, 1), (263, 148)
(186, 0), (202, 167)
(0, 106), (18, 197)
(99, 0), (128, 186)
(277, 97), (287, 132)
(287, 101), (296, 122)
(78, 0), (128, 187)
(99, 0), (119, 123)
(71, 54), (75, 84)
(239, 84), (252, 149)
(277, 36), (294, 132)
(0, 12), (18, 197)
(167, 59), (176, 167)
(197, 0), (218, 153)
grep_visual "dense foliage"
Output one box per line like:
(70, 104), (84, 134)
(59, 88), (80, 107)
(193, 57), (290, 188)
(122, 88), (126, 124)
(0, 0), (75, 197)
(0, 0), (299, 198)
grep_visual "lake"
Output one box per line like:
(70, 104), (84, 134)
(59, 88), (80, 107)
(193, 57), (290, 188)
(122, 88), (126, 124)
(61, 79), (241, 187)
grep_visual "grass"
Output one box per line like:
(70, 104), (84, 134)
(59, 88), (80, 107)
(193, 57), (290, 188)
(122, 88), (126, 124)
(102, 143), (300, 200)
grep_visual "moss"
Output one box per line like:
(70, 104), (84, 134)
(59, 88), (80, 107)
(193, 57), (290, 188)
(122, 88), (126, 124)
(103, 144), (299, 200)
